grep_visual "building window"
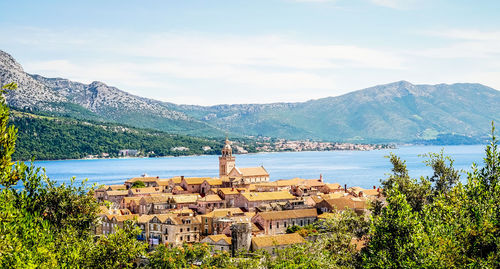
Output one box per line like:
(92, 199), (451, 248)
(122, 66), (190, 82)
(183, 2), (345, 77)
(187, 235), (191, 241)
(187, 228), (190, 232)
(277, 222), (279, 229)
(284, 222), (287, 227)
(270, 223), (272, 229)
(180, 236), (183, 241)
(180, 228), (183, 232)
(205, 228), (208, 234)
(194, 227), (197, 231)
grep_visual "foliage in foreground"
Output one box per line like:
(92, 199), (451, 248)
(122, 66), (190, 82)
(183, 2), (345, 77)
(1, 82), (500, 268)
(0, 83), (146, 268)
(363, 124), (500, 268)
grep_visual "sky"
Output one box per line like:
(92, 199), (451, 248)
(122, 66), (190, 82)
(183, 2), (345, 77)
(0, 0), (499, 105)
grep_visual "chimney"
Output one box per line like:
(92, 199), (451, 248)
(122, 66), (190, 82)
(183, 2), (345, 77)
(181, 176), (184, 181)
(373, 185), (376, 189)
(319, 174), (323, 182)
(157, 176), (159, 179)
(344, 184), (347, 193)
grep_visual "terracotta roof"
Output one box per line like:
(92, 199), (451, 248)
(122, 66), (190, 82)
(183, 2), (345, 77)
(361, 189), (381, 196)
(322, 193), (345, 199)
(173, 186), (184, 191)
(324, 183), (342, 190)
(321, 196), (368, 211)
(156, 180), (171, 186)
(218, 188), (240, 195)
(122, 197), (143, 205)
(241, 191), (295, 202)
(170, 195), (199, 204)
(129, 187), (162, 194)
(107, 184), (127, 190)
(140, 195), (171, 204)
(112, 214), (138, 222)
(106, 190), (129, 196)
(170, 208), (194, 215)
(137, 215), (155, 223)
(256, 208), (317, 221)
(203, 234), (231, 245)
(197, 194), (222, 202)
(169, 177), (183, 184)
(234, 167), (269, 177)
(252, 233), (305, 248)
(183, 177), (214, 185)
(203, 208), (244, 218)
(204, 178), (223, 186)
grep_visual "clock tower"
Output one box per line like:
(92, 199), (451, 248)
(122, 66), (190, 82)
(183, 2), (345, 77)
(219, 138), (235, 177)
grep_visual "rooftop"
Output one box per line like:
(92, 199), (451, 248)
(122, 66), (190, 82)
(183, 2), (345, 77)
(256, 208), (318, 221)
(241, 191), (295, 202)
(252, 233), (305, 248)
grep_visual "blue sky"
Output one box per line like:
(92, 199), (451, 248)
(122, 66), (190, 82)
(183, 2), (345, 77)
(1, 0), (499, 105)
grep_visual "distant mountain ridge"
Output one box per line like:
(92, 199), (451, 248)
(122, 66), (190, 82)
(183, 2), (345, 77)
(1, 49), (499, 143)
(0, 50), (223, 136)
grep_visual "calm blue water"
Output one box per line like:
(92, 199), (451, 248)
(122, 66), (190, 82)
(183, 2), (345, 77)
(34, 145), (487, 188)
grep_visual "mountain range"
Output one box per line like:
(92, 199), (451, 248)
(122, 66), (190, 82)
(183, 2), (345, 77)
(1, 49), (499, 144)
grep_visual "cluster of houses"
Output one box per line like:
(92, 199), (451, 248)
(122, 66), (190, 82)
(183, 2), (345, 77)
(95, 139), (383, 254)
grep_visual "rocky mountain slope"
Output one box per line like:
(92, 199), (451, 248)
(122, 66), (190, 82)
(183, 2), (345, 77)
(0, 50), (223, 136)
(2, 49), (499, 143)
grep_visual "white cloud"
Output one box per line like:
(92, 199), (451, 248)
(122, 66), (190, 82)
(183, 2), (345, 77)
(369, 0), (418, 9)
(4, 26), (500, 105)
(4, 28), (404, 104)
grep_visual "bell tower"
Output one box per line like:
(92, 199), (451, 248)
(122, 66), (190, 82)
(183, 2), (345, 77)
(219, 138), (235, 177)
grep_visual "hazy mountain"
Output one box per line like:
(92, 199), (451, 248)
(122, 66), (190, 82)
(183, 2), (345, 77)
(0, 50), (223, 136)
(1, 49), (499, 143)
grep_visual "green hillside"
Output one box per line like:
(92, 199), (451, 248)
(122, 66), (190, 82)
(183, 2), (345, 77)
(179, 81), (500, 143)
(10, 110), (223, 161)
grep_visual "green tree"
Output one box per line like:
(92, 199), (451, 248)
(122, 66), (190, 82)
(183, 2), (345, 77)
(131, 180), (146, 189)
(363, 124), (500, 268)
(0, 83), (146, 268)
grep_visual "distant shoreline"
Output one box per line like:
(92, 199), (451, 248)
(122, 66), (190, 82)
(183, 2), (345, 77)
(28, 147), (395, 162)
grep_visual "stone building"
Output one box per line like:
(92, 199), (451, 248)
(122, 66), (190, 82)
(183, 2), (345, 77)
(233, 191), (296, 211)
(231, 222), (252, 256)
(251, 233), (305, 253)
(251, 208), (318, 235)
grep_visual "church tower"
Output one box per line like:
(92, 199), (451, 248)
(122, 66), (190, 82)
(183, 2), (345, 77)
(219, 138), (235, 177)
